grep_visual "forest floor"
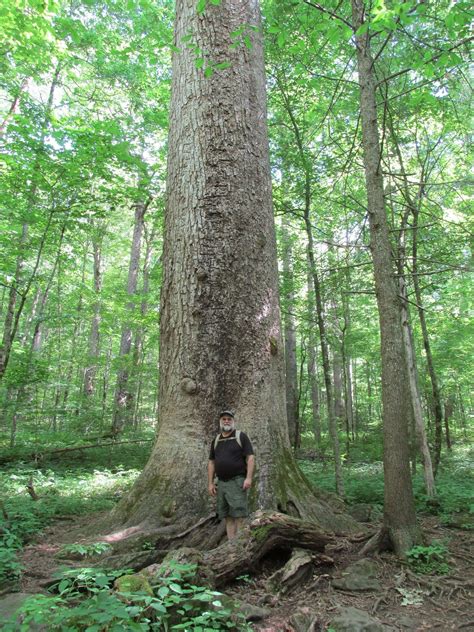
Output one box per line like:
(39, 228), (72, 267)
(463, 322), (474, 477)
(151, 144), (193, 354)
(2, 442), (472, 630)
(17, 511), (474, 631)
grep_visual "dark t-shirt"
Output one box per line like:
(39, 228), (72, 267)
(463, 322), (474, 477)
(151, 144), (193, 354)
(209, 430), (254, 481)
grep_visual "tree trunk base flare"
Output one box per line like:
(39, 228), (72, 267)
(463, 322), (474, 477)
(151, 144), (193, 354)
(95, 511), (339, 588)
(359, 523), (423, 557)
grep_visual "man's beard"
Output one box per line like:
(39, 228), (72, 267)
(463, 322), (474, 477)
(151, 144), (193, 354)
(221, 423), (234, 432)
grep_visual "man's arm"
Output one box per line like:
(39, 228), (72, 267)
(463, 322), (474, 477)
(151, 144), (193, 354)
(243, 454), (255, 490)
(208, 460), (217, 496)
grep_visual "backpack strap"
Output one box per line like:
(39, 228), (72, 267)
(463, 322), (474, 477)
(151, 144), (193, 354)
(214, 430), (243, 450)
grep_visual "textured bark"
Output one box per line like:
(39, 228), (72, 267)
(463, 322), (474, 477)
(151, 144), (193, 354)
(108, 0), (358, 535)
(282, 220), (298, 447)
(351, 0), (420, 554)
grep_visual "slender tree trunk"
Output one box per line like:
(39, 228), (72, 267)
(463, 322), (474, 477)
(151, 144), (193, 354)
(351, 359), (358, 439)
(351, 0), (420, 554)
(0, 223), (28, 379)
(443, 395), (453, 451)
(341, 258), (354, 441)
(456, 385), (467, 438)
(84, 231), (103, 397)
(306, 228), (344, 496)
(132, 226), (155, 428)
(111, 200), (148, 434)
(306, 267), (321, 447)
(281, 220), (298, 447)
(332, 345), (344, 423)
(61, 251), (87, 413)
(276, 76), (343, 494)
(412, 209), (443, 475)
(0, 77), (29, 136)
(366, 360), (372, 424)
(0, 66), (60, 381)
(398, 275), (435, 495)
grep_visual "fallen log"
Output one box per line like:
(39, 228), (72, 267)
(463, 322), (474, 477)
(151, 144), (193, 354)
(143, 510), (333, 588)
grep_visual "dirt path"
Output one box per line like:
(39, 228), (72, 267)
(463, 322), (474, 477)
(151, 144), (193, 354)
(18, 515), (474, 631)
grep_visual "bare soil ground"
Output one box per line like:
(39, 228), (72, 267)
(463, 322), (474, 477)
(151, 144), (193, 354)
(19, 514), (474, 631)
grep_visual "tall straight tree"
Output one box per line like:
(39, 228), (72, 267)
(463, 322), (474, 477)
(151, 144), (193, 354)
(351, 0), (421, 554)
(109, 0), (356, 534)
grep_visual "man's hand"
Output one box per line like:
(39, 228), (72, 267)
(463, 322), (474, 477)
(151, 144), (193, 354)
(208, 483), (217, 497)
(243, 478), (252, 491)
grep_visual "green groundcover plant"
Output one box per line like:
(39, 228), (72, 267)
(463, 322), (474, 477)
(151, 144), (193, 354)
(5, 562), (252, 631)
(406, 543), (451, 575)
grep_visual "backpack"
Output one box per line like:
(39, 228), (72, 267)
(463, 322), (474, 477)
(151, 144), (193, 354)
(214, 430), (242, 451)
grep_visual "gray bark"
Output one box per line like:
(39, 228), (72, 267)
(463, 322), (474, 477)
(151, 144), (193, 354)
(351, 0), (420, 554)
(109, 0), (357, 534)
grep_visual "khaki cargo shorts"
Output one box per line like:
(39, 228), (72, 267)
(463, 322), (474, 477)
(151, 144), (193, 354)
(217, 475), (248, 520)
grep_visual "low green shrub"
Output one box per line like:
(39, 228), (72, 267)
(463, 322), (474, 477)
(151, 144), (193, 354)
(5, 562), (251, 631)
(59, 541), (113, 558)
(406, 542), (450, 575)
(0, 527), (24, 583)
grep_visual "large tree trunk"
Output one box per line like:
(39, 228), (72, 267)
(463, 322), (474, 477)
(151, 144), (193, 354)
(108, 0), (357, 536)
(351, 0), (420, 554)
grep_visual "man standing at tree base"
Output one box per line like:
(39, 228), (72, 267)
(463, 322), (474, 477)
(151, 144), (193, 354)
(208, 410), (255, 540)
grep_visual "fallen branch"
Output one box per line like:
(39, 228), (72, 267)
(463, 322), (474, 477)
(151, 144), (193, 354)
(0, 438), (153, 465)
(27, 475), (40, 500)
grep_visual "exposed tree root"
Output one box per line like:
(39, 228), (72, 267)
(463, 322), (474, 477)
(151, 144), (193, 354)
(93, 510), (334, 589)
(142, 510), (333, 588)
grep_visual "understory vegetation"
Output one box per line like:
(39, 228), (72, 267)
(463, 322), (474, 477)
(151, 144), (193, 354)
(1, 439), (472, 628)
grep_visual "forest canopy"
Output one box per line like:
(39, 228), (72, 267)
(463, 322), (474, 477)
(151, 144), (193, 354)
(0, 0), (471, 451)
